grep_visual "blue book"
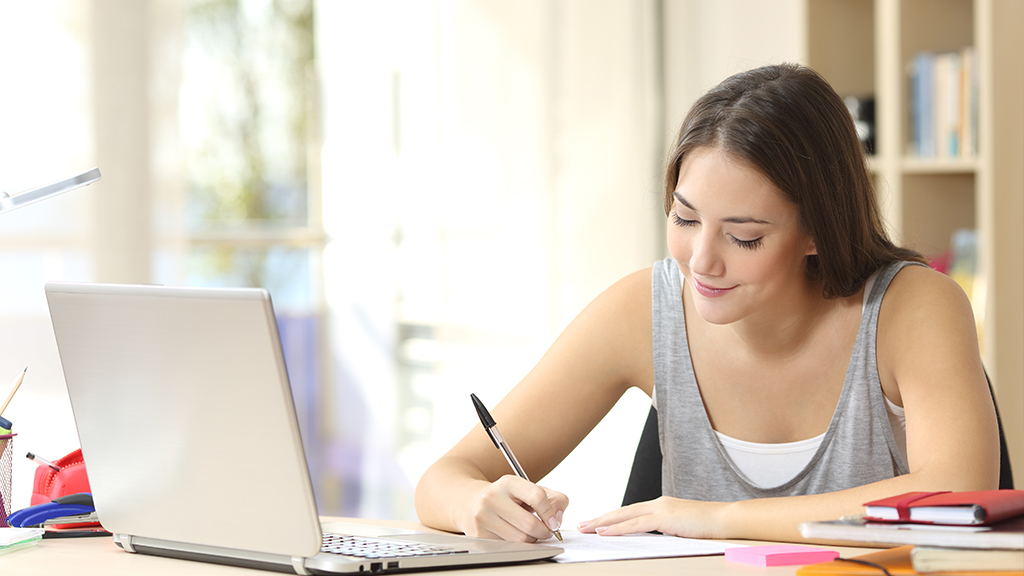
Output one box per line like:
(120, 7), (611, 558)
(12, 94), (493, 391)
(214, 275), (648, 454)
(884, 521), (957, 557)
(914, 52), (935, 158)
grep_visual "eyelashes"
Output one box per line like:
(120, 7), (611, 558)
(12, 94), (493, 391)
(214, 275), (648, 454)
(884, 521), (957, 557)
(731, 237), (764, 250)
(671, 213), (764, 251)
(671, 212), (696, 228)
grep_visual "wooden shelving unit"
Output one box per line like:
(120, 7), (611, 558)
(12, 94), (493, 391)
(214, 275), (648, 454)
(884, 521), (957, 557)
(807, 0), (1023, 487)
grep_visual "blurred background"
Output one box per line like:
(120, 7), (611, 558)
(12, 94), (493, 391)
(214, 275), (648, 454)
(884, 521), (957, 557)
(0, 0), (1020, 526)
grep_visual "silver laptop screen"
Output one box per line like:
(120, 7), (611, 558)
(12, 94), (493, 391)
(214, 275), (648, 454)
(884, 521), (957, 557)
(45, 282), (321, 557)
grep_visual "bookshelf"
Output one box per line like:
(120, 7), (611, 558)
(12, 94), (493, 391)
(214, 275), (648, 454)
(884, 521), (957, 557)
(807, 0), (1023, 487)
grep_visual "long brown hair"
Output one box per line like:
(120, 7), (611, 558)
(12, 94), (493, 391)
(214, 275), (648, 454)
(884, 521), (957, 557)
(664, 64), (924, 298)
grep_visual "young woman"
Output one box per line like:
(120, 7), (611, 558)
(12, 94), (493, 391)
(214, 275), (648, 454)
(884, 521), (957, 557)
(414, 64), (1000, 544)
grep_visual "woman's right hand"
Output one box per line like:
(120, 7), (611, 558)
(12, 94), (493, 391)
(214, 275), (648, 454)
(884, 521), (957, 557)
(415, 271), (652, 541)
(457, 475), (568, 543)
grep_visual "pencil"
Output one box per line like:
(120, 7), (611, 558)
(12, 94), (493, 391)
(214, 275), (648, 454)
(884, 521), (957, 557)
(0, 367), (27, 417)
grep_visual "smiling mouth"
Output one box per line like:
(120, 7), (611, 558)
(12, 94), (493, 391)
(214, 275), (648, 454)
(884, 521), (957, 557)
(692, 278), (736, 298)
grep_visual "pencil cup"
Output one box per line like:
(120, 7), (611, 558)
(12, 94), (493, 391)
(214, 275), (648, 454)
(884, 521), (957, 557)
(0, 434), (13, 527)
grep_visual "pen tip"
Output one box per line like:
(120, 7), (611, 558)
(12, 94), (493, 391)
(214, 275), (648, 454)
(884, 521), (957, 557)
(554, 530), (563, 543)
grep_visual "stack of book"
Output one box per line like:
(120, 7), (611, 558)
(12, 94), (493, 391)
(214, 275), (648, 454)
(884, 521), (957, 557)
(910, 47), (978, 159)
(799, 490), (1024, 574)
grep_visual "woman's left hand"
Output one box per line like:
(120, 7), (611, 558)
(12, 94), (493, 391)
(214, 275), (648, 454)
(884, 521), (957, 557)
(576, 497), (730, 539)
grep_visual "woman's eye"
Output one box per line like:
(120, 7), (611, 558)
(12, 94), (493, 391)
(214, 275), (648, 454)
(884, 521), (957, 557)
(671, 213), (697, 227)
(672, 211), (763, 250)
(731, 236), (764, 250)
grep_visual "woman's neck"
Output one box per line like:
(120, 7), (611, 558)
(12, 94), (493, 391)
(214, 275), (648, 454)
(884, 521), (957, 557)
(704, 279), (858, 360)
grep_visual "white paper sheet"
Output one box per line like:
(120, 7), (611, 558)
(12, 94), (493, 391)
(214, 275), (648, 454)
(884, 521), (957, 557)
(549, 530), (745, 563)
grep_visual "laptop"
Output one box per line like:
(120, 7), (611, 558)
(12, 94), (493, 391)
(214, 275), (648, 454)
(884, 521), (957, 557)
(44, 281), (561, 574)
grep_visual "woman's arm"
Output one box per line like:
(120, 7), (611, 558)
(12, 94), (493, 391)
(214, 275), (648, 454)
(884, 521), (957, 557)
(414, 269), (654, 542)
(580, 265), (1000, 542)
(876, 265), (999, 490)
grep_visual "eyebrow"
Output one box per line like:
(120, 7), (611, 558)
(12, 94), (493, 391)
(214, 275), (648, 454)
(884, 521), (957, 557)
(673, 192), (772, 225)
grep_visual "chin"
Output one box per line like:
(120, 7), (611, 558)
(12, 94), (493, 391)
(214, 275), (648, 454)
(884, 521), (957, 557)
(691, 298), (745, 326)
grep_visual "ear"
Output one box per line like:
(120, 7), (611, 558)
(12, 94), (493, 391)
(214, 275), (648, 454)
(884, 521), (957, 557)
(805, 238), (817, 256)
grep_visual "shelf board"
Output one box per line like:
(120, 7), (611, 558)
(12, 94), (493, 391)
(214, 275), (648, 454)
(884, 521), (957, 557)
(901, 156), (979, 174)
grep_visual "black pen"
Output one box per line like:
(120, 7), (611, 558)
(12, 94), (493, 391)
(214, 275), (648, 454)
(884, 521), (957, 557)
(471, 393), (562, 543)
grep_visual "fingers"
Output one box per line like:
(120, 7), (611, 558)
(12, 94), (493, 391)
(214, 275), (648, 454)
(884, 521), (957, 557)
(577, 501), (651, 534)
(528, 485), (567, 534)
(464, 476), (568, 543)
(593, 516), (658, 537)
(480, 478), (552, 541)
(545, 488), (569, 534)
(576, 497), (725, 539)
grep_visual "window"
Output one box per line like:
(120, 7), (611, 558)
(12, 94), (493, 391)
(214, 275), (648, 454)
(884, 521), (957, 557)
(0, 0), (95, 511)
(160, 0), (332, 507)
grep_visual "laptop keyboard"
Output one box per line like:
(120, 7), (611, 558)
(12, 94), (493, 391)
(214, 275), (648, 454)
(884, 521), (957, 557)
(321, 534), (470, 559)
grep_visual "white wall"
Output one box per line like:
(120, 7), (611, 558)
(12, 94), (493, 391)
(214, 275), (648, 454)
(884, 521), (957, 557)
(317, 0), (666, 523)
(663, 0), (806, 142)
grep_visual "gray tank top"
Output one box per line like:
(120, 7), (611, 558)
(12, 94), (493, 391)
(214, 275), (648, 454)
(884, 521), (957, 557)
(652, 257), (921, 501)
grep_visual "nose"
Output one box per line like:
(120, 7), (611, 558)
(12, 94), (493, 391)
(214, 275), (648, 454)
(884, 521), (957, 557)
(689, 229), (725, 279)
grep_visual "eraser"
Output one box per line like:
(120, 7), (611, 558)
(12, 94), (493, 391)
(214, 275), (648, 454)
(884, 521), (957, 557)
(725, 544), (840, 567)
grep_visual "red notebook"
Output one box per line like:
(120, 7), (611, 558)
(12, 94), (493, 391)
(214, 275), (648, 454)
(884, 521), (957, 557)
(864, 490), (1024, 525)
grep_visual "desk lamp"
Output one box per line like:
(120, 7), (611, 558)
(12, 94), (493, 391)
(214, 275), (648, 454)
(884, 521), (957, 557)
(0, 168), (101, 213)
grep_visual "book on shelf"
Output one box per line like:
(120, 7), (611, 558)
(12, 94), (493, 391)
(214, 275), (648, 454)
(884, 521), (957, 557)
(909, 47), (978, 160)
(911, 546), (1024, 573)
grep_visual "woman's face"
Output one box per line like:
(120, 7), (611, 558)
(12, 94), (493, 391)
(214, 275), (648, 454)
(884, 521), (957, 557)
(667, 147), (817, 325)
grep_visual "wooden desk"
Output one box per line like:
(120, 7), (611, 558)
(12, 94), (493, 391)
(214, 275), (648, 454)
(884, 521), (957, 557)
(2, 517), (878, 575)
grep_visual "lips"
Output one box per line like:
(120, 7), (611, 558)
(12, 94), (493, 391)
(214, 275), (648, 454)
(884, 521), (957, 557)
(692, 278), (736, 298)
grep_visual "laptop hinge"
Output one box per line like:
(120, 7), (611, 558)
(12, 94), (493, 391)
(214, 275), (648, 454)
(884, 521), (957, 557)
(291, 555), (310, 575)
(119, 533), (137, 553)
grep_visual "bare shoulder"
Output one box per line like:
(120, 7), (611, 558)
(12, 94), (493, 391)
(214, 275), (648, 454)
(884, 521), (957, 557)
(879, 263), (975, 330)
(591, 267), (653, 315)
(543, 267), (654, 395)
(877, 263), (984, 402)
(571, 267), (652, 350)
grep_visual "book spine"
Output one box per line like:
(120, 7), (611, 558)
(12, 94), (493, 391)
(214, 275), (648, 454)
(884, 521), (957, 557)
(969, 46), (979, 156)
(910, 48), (977, 160)
(912, 52), (934, 157)
(922, 52), (935, 157)
(959, 46), (971, 157)
(947, 52), (960, 157)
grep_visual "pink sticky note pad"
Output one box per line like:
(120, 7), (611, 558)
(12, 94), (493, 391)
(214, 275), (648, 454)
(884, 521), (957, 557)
(725, 545), (840, 567)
